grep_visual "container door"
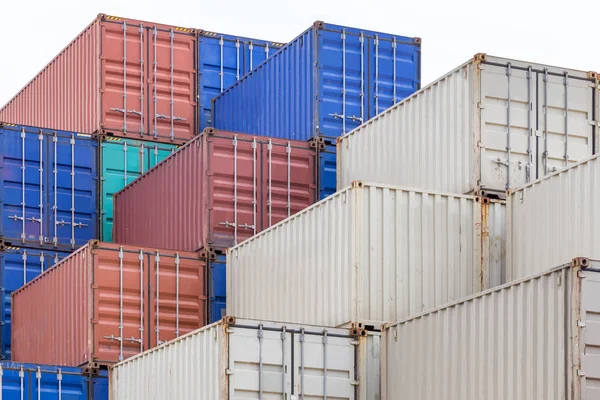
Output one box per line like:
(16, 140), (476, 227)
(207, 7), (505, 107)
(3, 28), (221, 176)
(207, 134), (258, 248)
(47, 132), (97, 250)
(580, 268), (600, 397)
(318, 144), (337, 200)
(148, 251), (207, 349)
(479, 63), (536, 192)
(92, 245), (147, 363)
(0, 126), (47, 247)
(0, 364), (89, 400)
(0, 248), (69, 359)
(244, 40), (281, 75)
(147, 25), (196, 143)
(261, 140), (316, 231)
(209, 254), (226, 323)
(99, 138), (145, 242)
(228, 324), (292, 397)
(536, 70), (595, 178)
(144, 142), (178, 170)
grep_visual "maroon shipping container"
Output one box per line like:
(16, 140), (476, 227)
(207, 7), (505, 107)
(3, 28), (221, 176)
(12, 240), (207, 366)
(0, 14), (196, 144)
(113, 128), (317, 252)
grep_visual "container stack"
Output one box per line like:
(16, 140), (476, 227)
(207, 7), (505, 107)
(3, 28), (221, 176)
(2, 10), (600, 400)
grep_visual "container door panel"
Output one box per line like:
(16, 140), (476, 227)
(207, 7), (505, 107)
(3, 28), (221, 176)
(318, 144), (337, 200)
(245, 41), (278, 75)
(100, 139), (144, 242)
(480, 64), (534, 192)
(34, 367), (89, 399)
(148, 27), (195, 143)
(228, 326), (291, 398)
(144, 142), (178, 170)
(0, 128), (46, 246)
(92, 247), (146, 363)
(100, 19), (145, 137)
(207, 135), (257, 248)
(537, 72), (594, 177)
(581, 270), (600, 398)
(209, 254), (226, 323)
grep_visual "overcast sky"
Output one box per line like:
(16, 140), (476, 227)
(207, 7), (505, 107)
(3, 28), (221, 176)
(0, 0), (598, 106)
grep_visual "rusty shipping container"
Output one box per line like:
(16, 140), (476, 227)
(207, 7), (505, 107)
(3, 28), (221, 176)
(11, 241), (207, 366)
(113, 128), (317, 252)
(0, 14), (196, 144)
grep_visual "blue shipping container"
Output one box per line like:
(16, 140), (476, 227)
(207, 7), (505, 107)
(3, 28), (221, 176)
(209, 254), (226, 323)
(0, 246), (70, 359)
(0, 123), (98, 250)
(0, 362), (107, 400)
(318, 144), (337, 200)
(197, 30), (285, 131)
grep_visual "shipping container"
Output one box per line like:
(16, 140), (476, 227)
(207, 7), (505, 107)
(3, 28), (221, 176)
(381, 257), (600, 400)
(507, 154), (600, 281)
(12, 241), (207, 366)
(110, 317), (378, 399)
(227, 182), (506, 328)
(98, 136), (178, 242)
(209, 254), (226, 323)
(338, 54), (599, 196)
(0, 246), (69, 360)
(0, 362), (108, 400)
(0, 123), (97, 251)
(0, 14), (196, 144)
(113, 128), (317, 252)
(197, 30), (284, 131)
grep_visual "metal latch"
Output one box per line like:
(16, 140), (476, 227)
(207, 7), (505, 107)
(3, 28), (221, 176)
(350, 380), (359, 386)
(578, 320), (586, 328)
(495, 157), (509, 166)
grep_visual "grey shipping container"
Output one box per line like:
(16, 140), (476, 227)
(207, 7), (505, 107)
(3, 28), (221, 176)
(109, 317), (379, 399)
(227, 182), (506, 328)
(337, 54), (599, 196)
(381, 257), (600, 400)
(507, 154), (600, 281)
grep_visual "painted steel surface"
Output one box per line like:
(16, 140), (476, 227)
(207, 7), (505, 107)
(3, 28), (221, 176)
(197, 31), (284, 131)
(318, 144), (337, 200)
(227, 182), (505, 327)
(0, 14), (196, 144)
(113, 129), (317, 252)
(338, 54), (599, 195)
(381, 258), (600, 399)
(0, 362), (108, 400)
(0, 247), (69, 360)
(99, 137), (177, 242)
(0, 123), (97, 251)
(212, 22), (421, 141)
(507, 154), (600, 281)
(209, 254), (226, 323)
(110, 318), (363, 399)
(11, 241), (207, 366)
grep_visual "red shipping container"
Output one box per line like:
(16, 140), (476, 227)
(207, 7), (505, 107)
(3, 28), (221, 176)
(11, 240), (207, 366)
(0, 14), (196, 144)
(113, 128), (317, 252)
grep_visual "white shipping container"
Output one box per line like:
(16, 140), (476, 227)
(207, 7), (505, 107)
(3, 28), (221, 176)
(337, 54), (599, 196)
(381, 257), (600, 400)
(109, 317), (376, 399)
(227, 182), (506, 328)
(507, 154), (600, 281)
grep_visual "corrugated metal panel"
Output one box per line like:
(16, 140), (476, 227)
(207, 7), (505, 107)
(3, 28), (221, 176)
(227, 183), (502, 327)
(580, 266), (600, 397)
(381, 260), (597, 400)
(209, 254), (226, 323)
(338, 54), (598, 195)
(0, 123), (98, 251)
(486, 200), (506, 289)
(507, 154), (600, 281)
(110, 318), (360, 399)
(99, 137), (178, 242)
(0, 247), (69, 359)
(12, 241), (207, 366)
(113, 130), (317, 252)
(0, 15), (196, 144)
(212, 22), (421, 141)
(197, 31), (284, 131)
(0, 362), (107, 400)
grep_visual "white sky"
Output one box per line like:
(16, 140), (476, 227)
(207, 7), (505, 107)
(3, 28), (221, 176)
(0, 0), (598, 106)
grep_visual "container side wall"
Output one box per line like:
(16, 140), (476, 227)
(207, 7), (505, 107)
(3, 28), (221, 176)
(12, 246), (90, 366)
(0, 248), (70, 359)
(383, 266), (570, 400)
(110, 323), (223, 399)
(507, 155), (600, 280)
(487, 201), (506, 289)
(338, 63), (475, 194)
(0, 20), (99, 134)
(318, 144), (337, 200)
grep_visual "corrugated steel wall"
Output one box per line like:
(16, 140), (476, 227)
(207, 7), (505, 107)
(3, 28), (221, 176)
(381, 263), (584, 400)
(507, 154), (600, 281)
(227, 183), (501, 327)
